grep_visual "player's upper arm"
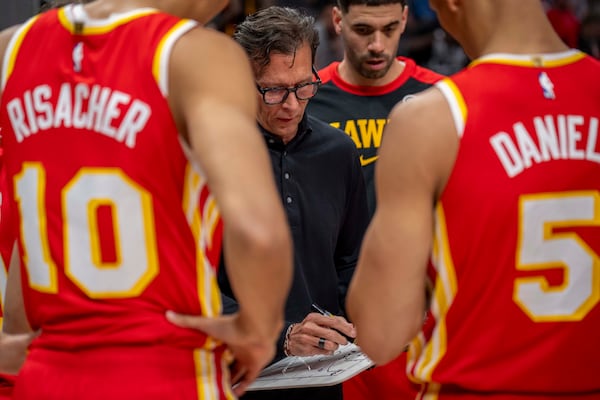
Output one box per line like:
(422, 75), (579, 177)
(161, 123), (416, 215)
(370, 85), (460, 314)
(168, 27), (258, 142)
(0, 25), (21, 97)
(167, 27), (285, 239)
(346, 87), (459, 362)
(378, 87), (458, 208)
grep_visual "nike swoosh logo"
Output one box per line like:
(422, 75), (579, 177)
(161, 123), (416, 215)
(359, 155), (379, 166)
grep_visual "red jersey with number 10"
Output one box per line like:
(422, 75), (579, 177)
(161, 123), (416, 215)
(409, 51), (600, 398)
(0, 5), (223, 352)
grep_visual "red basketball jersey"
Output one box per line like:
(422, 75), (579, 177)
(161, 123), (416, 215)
(408, 51), (600, 398)
(0, 149), (12, 321)
(0, 141), (16, 400)
(0, 6), (224, 352)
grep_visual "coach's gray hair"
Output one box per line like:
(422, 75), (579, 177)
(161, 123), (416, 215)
(233, 6), (320, 76)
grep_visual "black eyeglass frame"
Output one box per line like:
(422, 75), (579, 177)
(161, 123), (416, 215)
(256, 66), (322, 105)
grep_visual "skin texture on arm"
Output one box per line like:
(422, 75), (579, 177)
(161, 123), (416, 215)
(1, 245), (35, 374)
(3, 244), (32, 334)
(346, 87), (458, 365)
(0, 24), (36, 375)
(165, 27), (293, 395)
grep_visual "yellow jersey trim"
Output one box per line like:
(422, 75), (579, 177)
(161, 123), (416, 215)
(2, 15), (40, 90)
(57, 5), (159, 35)
(153, 19), (197, 97)
(470, 50), (587, 68)
(436, 78), (467, 138)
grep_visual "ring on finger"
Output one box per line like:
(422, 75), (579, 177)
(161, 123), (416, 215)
(318, 337), (326, 350)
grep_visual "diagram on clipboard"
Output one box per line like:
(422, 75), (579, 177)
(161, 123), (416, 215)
(247, 343), (375, 391)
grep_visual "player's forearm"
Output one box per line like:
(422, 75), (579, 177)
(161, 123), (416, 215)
(348, 276), (423, 363)
(224, 217), (293, 343)
(3, 246), (32, 334)
(0, 332), (34, 375)
(347, 227), (425, 364)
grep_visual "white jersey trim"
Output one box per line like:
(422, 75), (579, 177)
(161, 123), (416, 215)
(435, 80), (465, 138)
(155, 20), (197, 97)
(1, 16), (39, 91)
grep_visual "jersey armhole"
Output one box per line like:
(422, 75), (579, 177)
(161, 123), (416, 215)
(152, 19), (197, 97)
(1, 15), (40, 91)
(435, 78), (467, 139)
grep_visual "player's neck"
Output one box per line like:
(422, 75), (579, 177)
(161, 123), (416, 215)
(479, 28), (570, 58)
(471, 4), (570, 58)
(82, 0), (160, 19)
(337, 58), (405, 88)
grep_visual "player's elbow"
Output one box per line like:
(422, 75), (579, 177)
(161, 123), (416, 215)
(355, 312), (422, 366)
(2, 303), (32, 335)
(229, 213), (293, 274)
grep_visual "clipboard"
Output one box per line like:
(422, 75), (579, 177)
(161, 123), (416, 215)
(247, 343), (375, 391)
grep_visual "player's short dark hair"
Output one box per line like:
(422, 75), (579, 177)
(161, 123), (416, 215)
(233, 6), (320, 75)
(336, 0), (407, 14)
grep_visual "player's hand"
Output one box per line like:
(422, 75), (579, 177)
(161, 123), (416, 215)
(0, 332), (35, 375)
(166, 311), (275, 397)
(286, 313), (356, 357)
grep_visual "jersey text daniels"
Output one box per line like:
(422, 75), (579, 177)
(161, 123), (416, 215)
(490, 114), (600, 177)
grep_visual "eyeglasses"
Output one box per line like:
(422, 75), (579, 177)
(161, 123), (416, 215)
(256, 66), (322, 105)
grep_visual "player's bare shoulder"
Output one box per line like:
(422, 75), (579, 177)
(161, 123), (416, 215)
(0, 25), (20, 52)
(0, 25), (21, 91)
(171, 25), (253, 81)
(383, 84), (459, 198)
(168, 24), (256, 135)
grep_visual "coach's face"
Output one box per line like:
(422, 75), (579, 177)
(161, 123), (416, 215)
(254, 43), (314, 144)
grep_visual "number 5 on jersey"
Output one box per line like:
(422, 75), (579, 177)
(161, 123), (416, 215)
(515, 191), (600, 322)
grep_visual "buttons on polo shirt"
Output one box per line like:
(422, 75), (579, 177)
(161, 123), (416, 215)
(284, 172), (290, 180)
(286, 196), (293, 204)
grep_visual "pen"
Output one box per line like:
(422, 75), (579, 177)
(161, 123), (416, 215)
(311, 302), (333, 317)
(311, 303), (355, 343)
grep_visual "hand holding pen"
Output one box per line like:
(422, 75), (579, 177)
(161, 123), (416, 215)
(311, 303), (356, 344)
(281, 304), (357, 357)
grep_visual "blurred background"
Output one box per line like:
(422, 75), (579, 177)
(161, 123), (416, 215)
(1, 0), (599, 74)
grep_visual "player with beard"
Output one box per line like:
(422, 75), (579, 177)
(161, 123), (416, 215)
(307, 1), (442, 399)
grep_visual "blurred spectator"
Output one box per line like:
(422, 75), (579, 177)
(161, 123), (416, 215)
(314, 2), (343, 68)
(426, 27), (468, 75)
(208, 0), (276, 34)
(397, 0), (438, 65)
(589, 0), (600, 13)
(273, 0), (321, 16)
(579, 11), (600, 57)
(394, 0), (467, 74)
(547, 0), (581, 47)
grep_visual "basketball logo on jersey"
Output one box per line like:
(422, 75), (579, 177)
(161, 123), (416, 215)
(538, 72), (555, 100)
(73, 42), (83, 73)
